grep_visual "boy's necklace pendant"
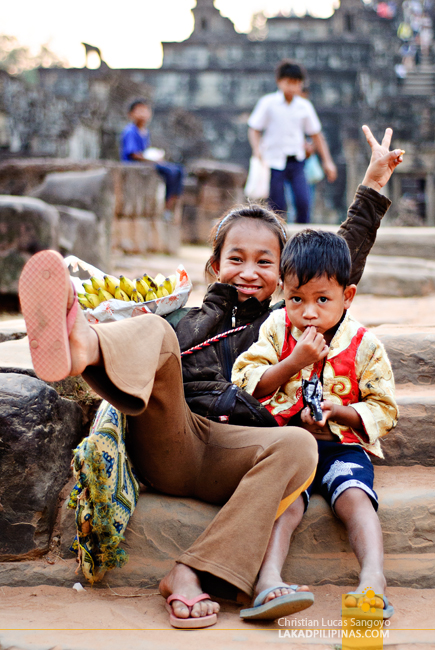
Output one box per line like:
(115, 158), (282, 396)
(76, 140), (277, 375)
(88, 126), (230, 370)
(232, 306), (237, 328)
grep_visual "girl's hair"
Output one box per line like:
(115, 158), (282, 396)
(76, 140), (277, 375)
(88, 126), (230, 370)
(206, 204), (287, 281)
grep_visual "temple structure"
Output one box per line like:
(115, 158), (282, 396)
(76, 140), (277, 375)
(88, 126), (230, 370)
(1, 0), (434, 222)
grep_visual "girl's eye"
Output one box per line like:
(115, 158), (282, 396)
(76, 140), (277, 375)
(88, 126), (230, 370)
(258, 259), (273, 265)
(229, 256), (242, 263)
(318, 296), (328, 304)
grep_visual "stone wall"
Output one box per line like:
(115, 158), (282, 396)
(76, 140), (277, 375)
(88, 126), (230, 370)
(0, 0), (435, 222)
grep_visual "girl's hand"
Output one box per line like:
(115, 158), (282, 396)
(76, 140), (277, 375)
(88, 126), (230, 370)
(291, 326), (329, 370)
(361, 125), (404, 192)
(301, 399), (336, 429)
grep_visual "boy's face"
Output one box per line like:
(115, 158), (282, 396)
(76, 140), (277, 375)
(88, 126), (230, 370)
(283, 273), (356, 335)
(129, 103), (152, 127)
(277, 77), (304, 100)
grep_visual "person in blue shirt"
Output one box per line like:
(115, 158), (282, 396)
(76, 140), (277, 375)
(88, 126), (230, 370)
(121, 98), (184, 214)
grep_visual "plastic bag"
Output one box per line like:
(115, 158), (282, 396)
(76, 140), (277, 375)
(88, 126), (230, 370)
(244, 156), (271, 200)
(64, 255), (192, 324)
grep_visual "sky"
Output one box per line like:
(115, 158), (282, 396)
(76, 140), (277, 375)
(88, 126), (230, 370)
(2, 0), (339, 70)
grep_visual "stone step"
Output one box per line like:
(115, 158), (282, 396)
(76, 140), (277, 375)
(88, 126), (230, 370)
(374, 325), (435, 386)
(2, 324), (435, 388)
(358, 255), (435, 297)
(376, 384), (435, 466)
(285, 224), (435, 261)
(49, 466), (435, 589)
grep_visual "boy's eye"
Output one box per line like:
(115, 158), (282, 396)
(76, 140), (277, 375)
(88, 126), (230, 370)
(318, 296), (328, 304)
(291, 297), (302, 304)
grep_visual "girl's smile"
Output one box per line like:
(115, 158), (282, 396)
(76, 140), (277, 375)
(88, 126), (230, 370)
(213, 219), (281, 303)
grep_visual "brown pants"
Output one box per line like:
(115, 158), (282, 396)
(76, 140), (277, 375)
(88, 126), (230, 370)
(83, 314), (317, 595)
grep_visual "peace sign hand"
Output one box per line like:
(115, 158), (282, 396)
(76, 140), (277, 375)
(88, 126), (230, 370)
(361, 125), (404, 192)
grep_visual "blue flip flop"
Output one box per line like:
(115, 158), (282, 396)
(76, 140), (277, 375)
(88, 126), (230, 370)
(240, 584), (314, 620)
(343, 592), (394, 620)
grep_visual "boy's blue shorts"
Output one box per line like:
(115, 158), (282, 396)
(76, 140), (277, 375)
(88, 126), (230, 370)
(303, 439), (378, 514)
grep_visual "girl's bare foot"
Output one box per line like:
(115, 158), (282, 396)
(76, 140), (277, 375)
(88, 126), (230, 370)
(159, 563), (220, 620)
(66, 281), (101, 375)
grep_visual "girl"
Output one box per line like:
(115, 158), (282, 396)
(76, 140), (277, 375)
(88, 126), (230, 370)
(19, 126), (402, 628)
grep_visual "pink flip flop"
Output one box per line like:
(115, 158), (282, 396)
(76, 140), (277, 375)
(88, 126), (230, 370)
(165, 593), (218, 629)
(18, 250), (78, 382)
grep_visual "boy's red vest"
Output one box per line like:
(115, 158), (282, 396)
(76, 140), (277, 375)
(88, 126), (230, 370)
(264, 312), (368, 446)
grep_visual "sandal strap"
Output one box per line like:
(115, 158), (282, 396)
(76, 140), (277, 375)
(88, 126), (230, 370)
(167, 593), (211, 608)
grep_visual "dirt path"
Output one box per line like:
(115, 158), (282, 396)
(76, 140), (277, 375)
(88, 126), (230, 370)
(1, 584), (434, 649)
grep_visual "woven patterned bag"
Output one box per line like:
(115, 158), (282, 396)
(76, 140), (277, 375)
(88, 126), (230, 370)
(68, 401), (139, 584)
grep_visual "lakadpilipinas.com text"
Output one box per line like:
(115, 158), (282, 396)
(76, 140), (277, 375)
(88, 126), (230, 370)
(277, 617), (390, 640)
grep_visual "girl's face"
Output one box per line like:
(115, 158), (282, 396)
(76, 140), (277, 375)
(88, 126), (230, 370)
(213, 219), (281, 303)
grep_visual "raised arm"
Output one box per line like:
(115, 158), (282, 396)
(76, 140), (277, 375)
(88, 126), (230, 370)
(338, 126), (403, 286)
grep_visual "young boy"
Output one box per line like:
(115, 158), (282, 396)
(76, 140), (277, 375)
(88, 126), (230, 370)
(120, 98), (184, 215)
(232, 229), (398, 618)
(248, 59), (336, 223)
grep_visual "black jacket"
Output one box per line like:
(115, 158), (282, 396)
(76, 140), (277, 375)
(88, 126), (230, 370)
(168, 186), (391, 426)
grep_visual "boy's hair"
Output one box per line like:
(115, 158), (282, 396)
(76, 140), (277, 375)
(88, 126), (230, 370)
(128, 98), (150, 113)
(206, 204), (287, 281)
(281, 229), (351, 288)
(276, 59), (305, 81)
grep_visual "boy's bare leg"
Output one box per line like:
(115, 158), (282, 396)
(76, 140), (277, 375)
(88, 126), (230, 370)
(334, 488), (386, 595)
(254, 495), (308, 603)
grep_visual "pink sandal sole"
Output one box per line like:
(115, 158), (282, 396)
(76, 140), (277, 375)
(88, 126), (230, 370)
(165, 593), (218, 629)
(18, 250), (76, 382)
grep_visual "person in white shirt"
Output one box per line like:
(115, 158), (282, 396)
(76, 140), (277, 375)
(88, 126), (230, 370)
(248, 60), (337, 223)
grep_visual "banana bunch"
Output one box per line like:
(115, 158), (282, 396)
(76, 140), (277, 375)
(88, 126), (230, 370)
(78, 272), (177, 310)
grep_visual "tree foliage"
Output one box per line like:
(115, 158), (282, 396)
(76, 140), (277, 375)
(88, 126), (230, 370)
(0, 35), (66, 75)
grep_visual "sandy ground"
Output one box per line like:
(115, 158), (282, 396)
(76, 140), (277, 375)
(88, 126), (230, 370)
(1, 584), (435, 650)
(2, 246), (435, 649)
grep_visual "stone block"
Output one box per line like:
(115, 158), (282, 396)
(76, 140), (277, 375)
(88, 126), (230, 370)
(115, 164), (165, 219)
(374, 385), (435, 466)
(56, 205), (103, 269)
(0, 373), (83, 560)
(374, 325), (435, 385)
(31, 169), (115, 271)
(0, 195), (59, 295)
(372, 227), (435, 261)
(358, 256), (435, 297)
(0, 319), (26, 344)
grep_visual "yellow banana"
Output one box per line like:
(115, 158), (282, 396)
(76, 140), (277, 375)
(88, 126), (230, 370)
(85, 292), (101, 308)
(83, 281), (98, 295)
(168, 274), (177, 292)
(131, 289), (145, 303)
(154, 273), (165, 286)
(145, 290), (157, 301)
(136, 278), (149, 296)
(143, 274), (158, 292)
(90, 276), (106, 292)
(156, 285), (170, 298)
(119, 275), (135, 297)
(78, 296), (92, 310)
(104, 274), (119, 296)
(163, 277), (173, 294)
(98, 288), (114, 302)
(114, 286), (130, 302)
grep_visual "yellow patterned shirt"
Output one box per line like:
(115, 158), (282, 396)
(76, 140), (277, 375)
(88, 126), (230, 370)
(232, 309), (398, 458)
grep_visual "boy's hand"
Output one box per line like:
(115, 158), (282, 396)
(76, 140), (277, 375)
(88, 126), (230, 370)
(361, 125), (404, 192)
(301, 399), (336, 428)
(291, 326), (329, 370)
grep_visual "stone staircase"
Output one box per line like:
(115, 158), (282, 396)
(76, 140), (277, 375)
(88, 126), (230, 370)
(402, 58), (435, 96)
(0, 321), (434, 594)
